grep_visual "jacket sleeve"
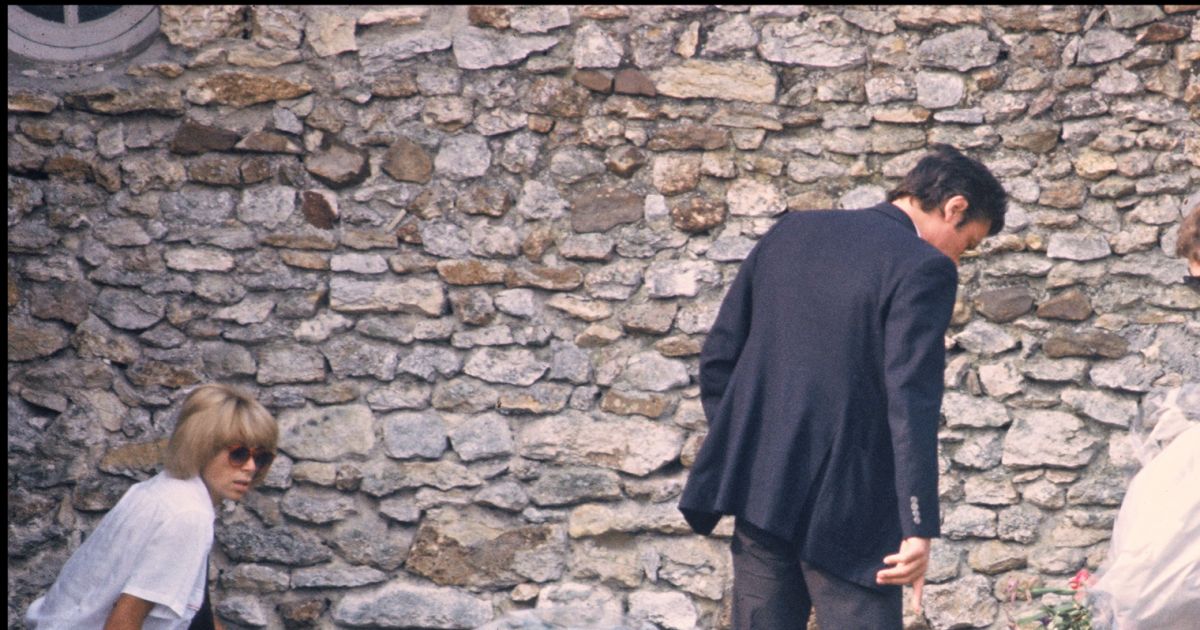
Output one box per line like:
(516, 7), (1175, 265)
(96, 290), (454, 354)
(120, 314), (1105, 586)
(698, 239), (762, 422)
(883, 254), (957, 539)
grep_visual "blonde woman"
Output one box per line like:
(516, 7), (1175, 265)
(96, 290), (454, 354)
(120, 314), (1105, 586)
(26, 384), (278, 630)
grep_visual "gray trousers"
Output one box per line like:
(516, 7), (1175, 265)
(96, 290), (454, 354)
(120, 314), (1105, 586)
(731, 520), (902, 630)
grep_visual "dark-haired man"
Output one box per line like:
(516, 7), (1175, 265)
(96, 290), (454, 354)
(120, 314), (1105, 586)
(679, 144), (1007, 628)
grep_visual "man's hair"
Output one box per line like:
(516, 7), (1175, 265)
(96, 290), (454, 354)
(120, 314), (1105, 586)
(164, 383), (278, 484)
(1175, 203), (1200, 263)
(887, 144), (1008, 235)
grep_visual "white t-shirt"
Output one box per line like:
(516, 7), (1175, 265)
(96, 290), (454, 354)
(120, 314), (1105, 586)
(25, 472), (216, 630)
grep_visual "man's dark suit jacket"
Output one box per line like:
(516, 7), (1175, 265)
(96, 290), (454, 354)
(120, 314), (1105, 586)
(678, 201), (958, 589)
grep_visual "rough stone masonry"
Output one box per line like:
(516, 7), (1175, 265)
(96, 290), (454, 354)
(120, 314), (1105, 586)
(7, 5), (1199, 630)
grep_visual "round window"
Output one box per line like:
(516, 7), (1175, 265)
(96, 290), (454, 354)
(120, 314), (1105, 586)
(8, 5), (160, 63)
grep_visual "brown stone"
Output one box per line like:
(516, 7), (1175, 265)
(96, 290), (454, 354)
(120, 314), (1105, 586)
(127, 358), (204, 389)
(613, 69), (658, 97)
(8, 318), (70, 361)
(578, 6), (631, 20)
(300, 191), (338, 229)
(527, 114), (555, 133)
(605, 145), (646, 177)
(18, 120), (64, 145)
(305, 137), (370, 189)
(1138, 22), (1190, 44)
(240, 157), (273, 184)
(72, 316), (141, 365)
(974, 67), (1005, 91)
(437, 260), (508, 286)
(526, 77), (590, 119)
(1001, 120), (1061, 153)
(65, 87), (185, 116)
(280, 250), (329, 270)
(8, 270), (19, 309)
(235, 130), (303, 154)
(406, 507), (565, 588)
(190, 72), (312, 108)
(340, 229), (398, 250)
(99, 440), (168, 479)
(522, 227), (555, 262)
(974, 287), (1034, 323)
(388, 252), (438, 274)
(895, 6), (983, 29)
(620, 302), (678, 335)
(8, 90), (59, 114)
(1037, 289), (1093, 321)
(655, 335), (702, 357)
(457, 185), (513, 217)
(505, 266), (585, 291)
(170, 120), (241, 155)
(574, 70), (613, 93)
(382, 139), (433, 183)
(647, 124), (728, 151)
(261, 232), (338, 250)
(571, 186), (644, 234)
(279, 599), (327, 627)
(468, 5), (512, 29)
(188, 155), (242, 185)
(44, 156), (92, 181)
(1038, 180), (1087, 209)
(873, 107), (932, 124)
(986, 6), (1084, 33)
(29, 281), (95, 325)
(1043, 330), (1128, 359)
(372, 72), (420, 98)
(671, 197), (726, 233)
(601, 390), (672, 418)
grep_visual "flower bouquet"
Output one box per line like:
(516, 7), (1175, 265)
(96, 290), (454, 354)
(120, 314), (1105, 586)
(1006, 569), (1093, 630)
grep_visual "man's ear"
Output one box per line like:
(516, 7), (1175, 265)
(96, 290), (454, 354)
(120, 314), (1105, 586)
(943, 195), (969, 225)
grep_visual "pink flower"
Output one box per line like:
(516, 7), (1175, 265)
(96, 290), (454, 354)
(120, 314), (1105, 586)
(1069, 569), (1092, 590)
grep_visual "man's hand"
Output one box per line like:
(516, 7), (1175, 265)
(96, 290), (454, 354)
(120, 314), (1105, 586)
(876, 536), (931, 613)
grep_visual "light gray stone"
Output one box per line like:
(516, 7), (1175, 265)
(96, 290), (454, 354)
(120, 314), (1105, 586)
(278, 404), (376, 462)
(463, 347), (548, 386)
(1089, 357), (1163, 393)
(515, 180), (569, 220)
(758, 20), (865, 69)
(447, 413), (514, 462)
(645, 260), (720, 298)
(620, 352), (690, 392)
(953, 321), (1020, 355)
(383, 411), (447, 459)
(435, 135), (491, 180)
(727, 178), (786, 217)
(280, 486), (357, 524)
(1076, 29), (1135, 65)
(628, 591), (698, 630)
(518, 412), (684, 476)
(329, 277), (445, 316)
(1002, 410), (1100, 469)
(1060, 388), (1137, 428)
(574, 23), (623, 68)
(332, 579), (493, 629)
(918, 28), (1003, 71)
(922, 574), (998, 630)
(916, 72), (964, 109)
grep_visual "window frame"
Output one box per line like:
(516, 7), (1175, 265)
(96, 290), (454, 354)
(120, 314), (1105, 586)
(8, 5), (160, 63)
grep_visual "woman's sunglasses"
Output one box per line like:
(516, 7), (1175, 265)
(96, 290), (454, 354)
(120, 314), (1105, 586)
(225, 445), (275, 469)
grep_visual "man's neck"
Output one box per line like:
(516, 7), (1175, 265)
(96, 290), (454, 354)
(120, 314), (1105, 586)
(892, 196), (928, 238)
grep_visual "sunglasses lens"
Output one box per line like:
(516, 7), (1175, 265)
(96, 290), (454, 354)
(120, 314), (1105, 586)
(228, 446), (251, 466)
(252, 450), (275, 469)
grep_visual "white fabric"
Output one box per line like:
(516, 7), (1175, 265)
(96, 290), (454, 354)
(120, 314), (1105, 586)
(25, 472), (215, 630)
(1090, 424), (1200, 629)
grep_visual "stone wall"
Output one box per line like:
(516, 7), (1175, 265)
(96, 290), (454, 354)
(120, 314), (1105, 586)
(7, 5), (1200, 629)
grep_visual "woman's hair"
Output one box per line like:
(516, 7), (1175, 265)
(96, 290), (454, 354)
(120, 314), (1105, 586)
(163, 384), (278, 483)
(1175, 203), (1200, 263)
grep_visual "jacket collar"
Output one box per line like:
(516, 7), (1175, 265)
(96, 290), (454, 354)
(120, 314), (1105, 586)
(869, 201), (918, 235)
